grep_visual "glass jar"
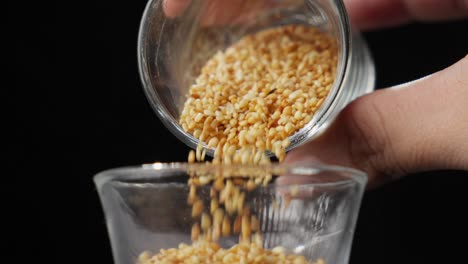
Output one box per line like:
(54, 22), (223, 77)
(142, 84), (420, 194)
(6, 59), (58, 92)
(138, 0), (375, 155)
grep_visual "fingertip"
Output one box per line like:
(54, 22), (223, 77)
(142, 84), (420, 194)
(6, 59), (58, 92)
(163, 0), (191, 18)
(343, 0), (409, 30)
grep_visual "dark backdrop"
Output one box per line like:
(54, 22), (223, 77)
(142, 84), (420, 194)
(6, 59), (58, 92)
(11, 0), (467, 263)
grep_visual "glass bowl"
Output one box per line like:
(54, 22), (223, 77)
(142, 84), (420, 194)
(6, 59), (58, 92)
(95, 162), (367, 264)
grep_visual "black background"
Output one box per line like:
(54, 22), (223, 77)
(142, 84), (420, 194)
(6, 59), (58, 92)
(11, 0), (467, 263)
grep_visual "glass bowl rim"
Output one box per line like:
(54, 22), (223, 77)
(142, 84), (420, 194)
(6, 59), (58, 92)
(94, 162), (367, 189)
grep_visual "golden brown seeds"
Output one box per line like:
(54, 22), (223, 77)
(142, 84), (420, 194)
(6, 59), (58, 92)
(199, 175), (211, 185)
(210, 199), (218, 215)
(222, 216), (231, 236)
(246, 179), (256, 191)
(213, 178), (225, 191)
(242, 206), (250, 217)
(272, 246), (286, 254)
(212, 223), (221, 242)
(191, 223), (200, 241)
(232, 178), (245, 186)
(187, 185), (197, 205)
(250, 215), (260, 232)
(241, 214), (251, 240)
(204, 227), (213, 242)
(252, 232), (263, 246)
(201, 213), (211, 231)
(192, 200), (204, 218)
(233, 214), (241, 234)
(225, 180), (234, 196)
(236, 192), (245, 213)
(207, 137), (219, 148)
(225, 196), (236, 215)
(219, 188), (227, 204)
(316, 258), (326, 264)
(196, 140), (203, 161)
(137, 241), (319, 264)
(137, 251), (151, 263)
(201, 149), (206, 161)
(188, 150), (196, 163)
(145, 24), (334, 264)
(180, 25), (337, 163)
(213, 208), (224, 226)
(210, 188), (217, 199)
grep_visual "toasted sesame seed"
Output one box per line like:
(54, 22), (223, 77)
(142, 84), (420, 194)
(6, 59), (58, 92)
(222, 216), (231, 237)
(191, 223), (200, 241)
(201, 213), (211, 231)
(210, 199), (219, 215)
(188, 150), (196, 163)
(192, 199), (204, 218)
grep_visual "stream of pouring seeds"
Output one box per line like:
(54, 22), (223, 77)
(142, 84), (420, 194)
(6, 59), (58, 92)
(138, 24), (337, 264)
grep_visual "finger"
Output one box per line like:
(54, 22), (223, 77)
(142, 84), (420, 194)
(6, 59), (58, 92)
(163, 0), (191, 18)
(163, 0), (285, 25)
(286, 55), (468, 188)
(344, 0), (468, 30)
(199, 0), (273, 26)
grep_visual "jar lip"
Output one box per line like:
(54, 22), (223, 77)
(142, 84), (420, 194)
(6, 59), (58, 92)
(94, 162), (367, 190)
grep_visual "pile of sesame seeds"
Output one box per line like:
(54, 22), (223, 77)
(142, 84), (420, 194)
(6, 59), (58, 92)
(179, 24), (338, 161)
(138, 241), (325, 264)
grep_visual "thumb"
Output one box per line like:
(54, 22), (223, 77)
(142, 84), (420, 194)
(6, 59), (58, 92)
(285, 55), (468, 188)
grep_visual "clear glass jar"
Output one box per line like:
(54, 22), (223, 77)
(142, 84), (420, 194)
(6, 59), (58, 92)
(138, 0), (375, 155)
(95, 162), (367, 264)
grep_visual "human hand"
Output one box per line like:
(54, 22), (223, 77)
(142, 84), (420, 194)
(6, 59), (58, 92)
(163, 0), (468, 29)
(284, 56), (468, 188)
(163, 0), (468, 187)
(344, 0), (468, 30)
(284, 1), (468, 187)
